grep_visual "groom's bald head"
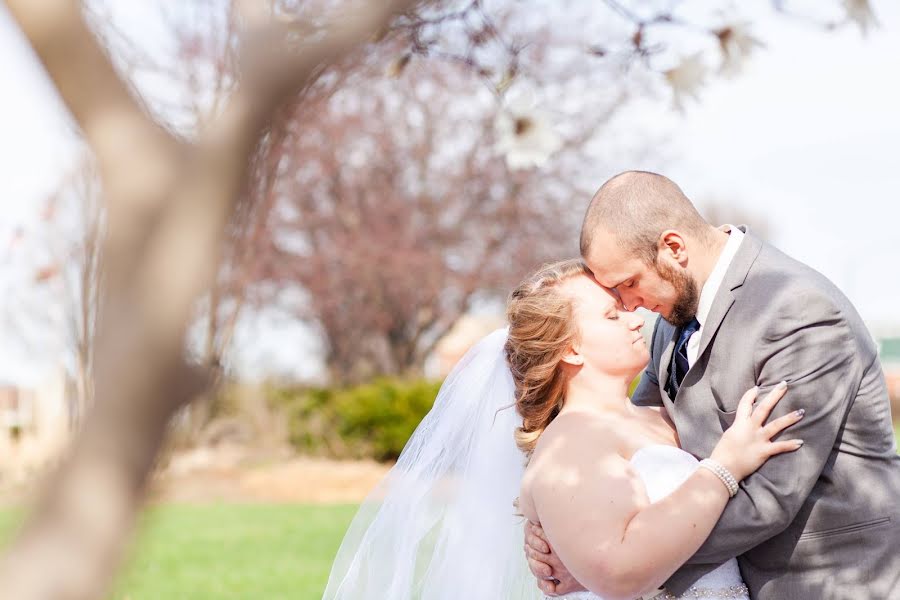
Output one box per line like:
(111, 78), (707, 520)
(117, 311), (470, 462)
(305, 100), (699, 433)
(580, 170), (711, 265)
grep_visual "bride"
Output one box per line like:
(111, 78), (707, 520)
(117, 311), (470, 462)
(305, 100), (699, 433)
(322, 259), (802, 600)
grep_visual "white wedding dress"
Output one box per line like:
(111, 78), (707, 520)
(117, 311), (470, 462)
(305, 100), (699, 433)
(557, 445), (750, 600)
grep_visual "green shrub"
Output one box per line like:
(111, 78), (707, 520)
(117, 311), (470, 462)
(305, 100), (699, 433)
(628, 374), (641, 397)
(268, 378), (442, 462)
(270, 373), (645, 463)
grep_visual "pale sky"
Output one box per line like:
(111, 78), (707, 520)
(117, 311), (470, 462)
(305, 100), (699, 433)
(1, 1), (898, 384)
(664, 4), (900, 330)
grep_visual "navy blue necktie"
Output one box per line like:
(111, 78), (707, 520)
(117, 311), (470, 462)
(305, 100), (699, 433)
(668, 317), (700, 401)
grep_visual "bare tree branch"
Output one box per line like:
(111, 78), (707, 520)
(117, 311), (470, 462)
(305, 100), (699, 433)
(0, 1), (418, 598)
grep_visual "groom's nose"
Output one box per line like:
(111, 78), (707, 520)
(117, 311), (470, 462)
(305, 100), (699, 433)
(620, 292), (642, 312)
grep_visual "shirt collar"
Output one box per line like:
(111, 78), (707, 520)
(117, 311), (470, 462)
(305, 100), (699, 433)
(696, 225), (744, 328)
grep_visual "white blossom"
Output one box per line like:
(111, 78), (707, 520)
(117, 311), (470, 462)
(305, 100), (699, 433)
(494, 95), (562, 170)
(665, 53), (708, 112)
(716, 23), (763, 76)
(844, 0), (877, 36)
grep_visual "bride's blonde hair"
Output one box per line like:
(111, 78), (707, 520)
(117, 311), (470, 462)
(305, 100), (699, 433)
(505, 259), (591, 457)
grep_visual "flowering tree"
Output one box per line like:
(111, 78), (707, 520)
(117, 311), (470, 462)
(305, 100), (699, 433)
(245, 0), (876, 382)
(0, 157), (103, 429)
(38, 161), (104, 427)
(260, 47), (625, 381)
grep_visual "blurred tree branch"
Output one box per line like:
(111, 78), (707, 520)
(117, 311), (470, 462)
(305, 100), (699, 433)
(0, 1), (418, 599)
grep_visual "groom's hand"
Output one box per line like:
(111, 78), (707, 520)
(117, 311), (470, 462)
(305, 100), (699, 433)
(524, 521), (586, 596)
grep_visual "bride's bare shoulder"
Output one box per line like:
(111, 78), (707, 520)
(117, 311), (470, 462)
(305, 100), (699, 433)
(520, 412), (628, 497)
(536, 410), (625, 457)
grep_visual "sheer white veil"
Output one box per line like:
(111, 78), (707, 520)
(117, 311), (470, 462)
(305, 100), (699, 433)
(322, 328), (541, 599)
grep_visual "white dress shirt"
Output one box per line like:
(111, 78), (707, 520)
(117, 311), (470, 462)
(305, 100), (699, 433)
(685, 226), (744, 367)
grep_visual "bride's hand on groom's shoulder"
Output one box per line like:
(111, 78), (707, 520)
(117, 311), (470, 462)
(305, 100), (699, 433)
(524, 521), (586, 596)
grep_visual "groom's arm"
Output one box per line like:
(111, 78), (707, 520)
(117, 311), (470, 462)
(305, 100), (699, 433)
(667, 291), (864, 592)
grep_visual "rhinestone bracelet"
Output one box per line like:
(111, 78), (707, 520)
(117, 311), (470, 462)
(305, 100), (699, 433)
(658, 583), (750, 599)
(699, 459), (739, 498)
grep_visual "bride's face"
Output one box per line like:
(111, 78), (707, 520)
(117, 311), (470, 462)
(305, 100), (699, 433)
(562, 274), (649, 377)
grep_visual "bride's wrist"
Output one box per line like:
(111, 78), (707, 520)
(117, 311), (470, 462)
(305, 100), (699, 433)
(708, 449), (746, 483)
(698, 458), (739, 498)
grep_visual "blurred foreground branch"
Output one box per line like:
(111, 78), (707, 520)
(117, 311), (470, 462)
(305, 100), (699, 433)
(0, 1), (417, 598)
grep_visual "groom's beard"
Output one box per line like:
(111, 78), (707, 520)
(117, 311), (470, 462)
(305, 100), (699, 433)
(655, 259), (700, 328)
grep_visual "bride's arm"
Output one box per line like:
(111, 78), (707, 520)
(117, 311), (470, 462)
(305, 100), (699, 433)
(531, 385), (802, 600)
(531, 439), (730, 599)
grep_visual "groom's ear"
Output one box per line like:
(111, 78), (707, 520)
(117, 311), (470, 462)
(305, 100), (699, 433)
(560, 344), (584, 366)
(658, 230), (688, 264)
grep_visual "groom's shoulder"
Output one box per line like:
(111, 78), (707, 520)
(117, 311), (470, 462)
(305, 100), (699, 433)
(648, 313), (675, 340)
(753, 238), (821, 277)
(746, 238), (861, 323)
(645, 314), (676, 363)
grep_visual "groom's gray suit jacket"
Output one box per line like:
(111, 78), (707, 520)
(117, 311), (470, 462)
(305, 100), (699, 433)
(632, 228), (900, 600)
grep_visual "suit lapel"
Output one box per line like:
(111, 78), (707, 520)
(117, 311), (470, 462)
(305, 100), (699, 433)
(695, 293), (735, 363)
(694, 227), (763, 363)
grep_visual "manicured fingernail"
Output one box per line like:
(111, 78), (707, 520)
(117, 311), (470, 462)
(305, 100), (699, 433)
(796, 408), (805, 417)
(796, 439), (805, 446)
(776, 380), (788, 390)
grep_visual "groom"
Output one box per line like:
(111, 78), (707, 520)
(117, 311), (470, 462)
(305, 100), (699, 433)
(525, 171), (900, 599)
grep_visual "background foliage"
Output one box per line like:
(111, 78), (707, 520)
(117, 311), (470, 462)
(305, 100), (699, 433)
(270, 378), (443, 461)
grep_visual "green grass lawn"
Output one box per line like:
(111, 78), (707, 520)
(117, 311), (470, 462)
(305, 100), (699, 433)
(0, 504), (358, 600)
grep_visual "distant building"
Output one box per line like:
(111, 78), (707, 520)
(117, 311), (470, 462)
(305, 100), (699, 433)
(426, 314), (507, 379)
(0, 368), (73, 484)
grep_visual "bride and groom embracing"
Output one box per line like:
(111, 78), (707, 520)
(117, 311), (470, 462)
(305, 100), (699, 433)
(322, 171), (900, 600)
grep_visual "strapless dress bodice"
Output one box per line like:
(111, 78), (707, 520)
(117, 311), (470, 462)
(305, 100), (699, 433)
(555, 445), (749, 600)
